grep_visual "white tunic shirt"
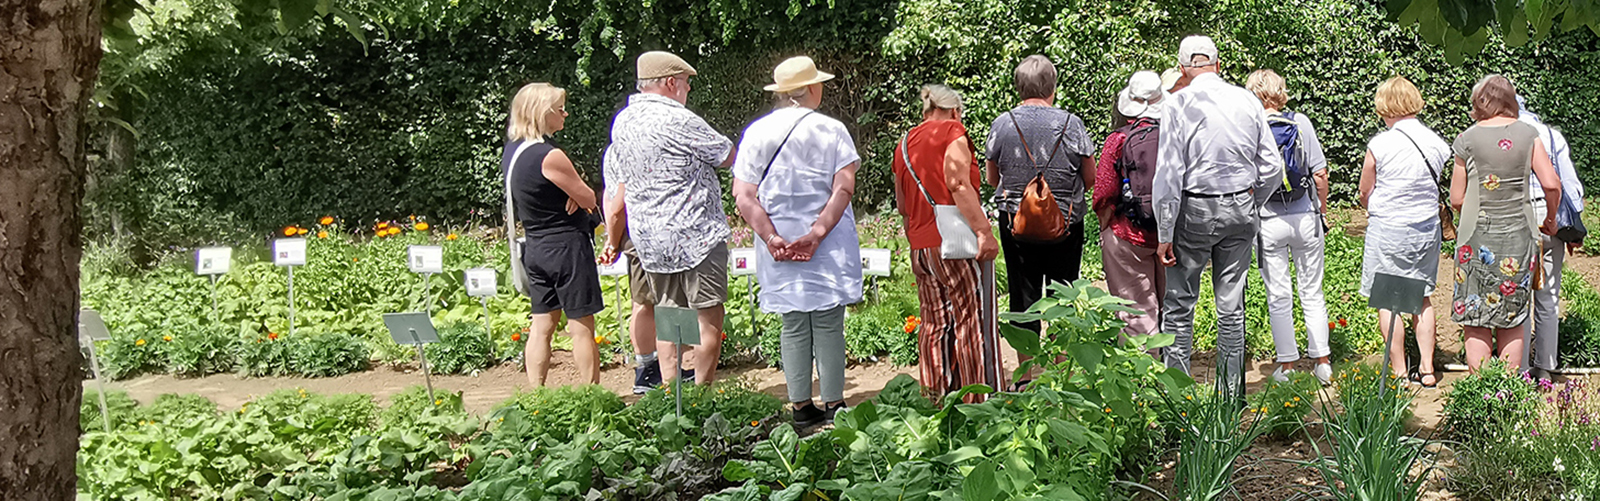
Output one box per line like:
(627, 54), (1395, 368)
(732, 108), (864, 314)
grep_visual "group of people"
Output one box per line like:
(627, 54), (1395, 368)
(500, 34), (1586, 422)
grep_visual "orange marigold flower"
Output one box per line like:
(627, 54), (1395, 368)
(283, 226), (297, 237)
(317, 231), (329, 239)
(268, 332), (279, 341)
(750, 420), (759, 427)
(595, 335), (607, 345)
(377, 222), (390, 230)
(1338, 318), (1348, 328)
(414, 222), (430, 231)
(296, 227), (309, 236)
(511, 333), (522, 342)
(446, 233), (459, 241)
(319, 216), (334, 225)
(388, 227), (402, 236)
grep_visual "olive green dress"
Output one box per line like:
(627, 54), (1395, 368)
(1449, 121), (1541, 329)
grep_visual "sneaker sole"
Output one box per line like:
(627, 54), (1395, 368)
(633, 385), (652, 395)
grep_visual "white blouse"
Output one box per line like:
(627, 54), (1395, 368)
(1366, 118), (1451, 228)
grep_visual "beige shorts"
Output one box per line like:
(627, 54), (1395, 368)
(621, 238), (655, 306)
(646, 243), (729, 310)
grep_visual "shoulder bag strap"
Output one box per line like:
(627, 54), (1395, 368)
(1007, 110), (1070, 174)
(504, 140), (537, 291)
(760, 110), (816, 184)
(1394, 127), (1444, 193)
(898, 131), (939, 206)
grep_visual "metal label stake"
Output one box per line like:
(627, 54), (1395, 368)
(655, 306), (701, 417)
(79, 310), (113, 434)
(1369, 273), (1429, 400)
(384, 312), (441, 403)
(274, 238), (307, 336)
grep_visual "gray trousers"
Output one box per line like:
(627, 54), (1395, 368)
(781, 305), (847, 404)
(1162, 193), (1257, 401)
(1525, 199), (1565, 372)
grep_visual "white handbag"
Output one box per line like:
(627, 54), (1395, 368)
(898, 133), (979, 260)
(503, 141), (536, 295)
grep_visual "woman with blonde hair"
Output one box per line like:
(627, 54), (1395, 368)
(892, 84), (1004, 403)
(1449, 74), (1562, 372)
(1358, 76), (1450, 386)
(502, 82), (603, 386)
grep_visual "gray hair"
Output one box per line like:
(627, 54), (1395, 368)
(636, 76), (676, 92)
(775, 86), (811, 108)
(920, 84), (963, 115)
(1014, 55), (1057, 101)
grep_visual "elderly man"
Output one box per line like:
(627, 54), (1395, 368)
(1154, 36), (1284, 400)
(1517, 93), (1586, 381)
(600, 51), (734, 385)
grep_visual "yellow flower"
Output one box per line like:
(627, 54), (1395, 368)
(296, 227), (309, 236)
(1293, 396), (1301, 402)
(434, 399), (443, 406)
(415, 222), (430, 231)
(317, 230), (329, 239)
(283, 226), (298, 237)
(1181, 412), (1187, 417)
(446, 233), (459, 241)
(1104, 407), (1113, 413)
(1185, 394), (1193, 401)
(1284, 402), (1292, 407)
(135, 338), (146, 346)
(1486, 292), (1502, 306)
(533, 410), (539, 415)
(163, 335), (172, 342)
(595, 335), (607, 345)
(750, 420), (760, 427)
(320, 216), (335, 225)
(1483, 174), (1501, 191)
(1500, 257), (1518, 277)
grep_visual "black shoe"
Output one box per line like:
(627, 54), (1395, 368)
(824, 401), (848, 422)
(633, 359), (662, 395)
(679, 368), (696, 382)
(792, 403), (825, 427)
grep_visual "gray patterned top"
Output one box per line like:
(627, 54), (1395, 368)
(985, 105), (1095, 222)
(603, 93), (734, 274)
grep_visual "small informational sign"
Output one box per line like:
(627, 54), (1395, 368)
(1369, 273), (1429, 316)
(598, 253), (628, 277)
(273, 238), (307, 267)
(195, 247), (232, 275)
(861, 248), (892, 277)
(729, 247), (757, 276)
(654, 306), (701, 345)
(408, 245), (444, 274)
(382, 312), (440, 345)
(464, 268), (498, 297)
(78, 310), (111, 341)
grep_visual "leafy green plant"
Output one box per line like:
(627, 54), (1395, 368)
(94, 328), (163, 380)
(495, 385), (625, 443)
(1442, 359), (1539, 442)
(162, 322), (237, 376)
(79, 389), (138, 432)
(289, 331), (370, 377)
(1304, 362), (1432, 501)
(1157, 384), (1274, 501)
(237, 330), (295, 376)
(623, 378), (784, 432)
(1558, 269), (1600, 367)
(428, 322), (493, 375)
(1246, 370), (1319, 438)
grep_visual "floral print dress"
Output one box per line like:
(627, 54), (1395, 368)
(1450, 122), (1542, 329)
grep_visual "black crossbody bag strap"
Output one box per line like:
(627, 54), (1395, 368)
(759, 110), (816, 184)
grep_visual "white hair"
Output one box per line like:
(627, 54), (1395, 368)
(776, 86), (811, 108)
(636, 76), (676, 92)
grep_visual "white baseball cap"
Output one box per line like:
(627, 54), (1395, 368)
(1117, 71), (1166, 119)
(1179, 35), (1219, 67)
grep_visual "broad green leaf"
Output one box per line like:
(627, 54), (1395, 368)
(1067, 343), (1103, 374)
(932, 445), (985, 464)
(962, 460), (1000, 501)
(1000, 323), (1043, 358)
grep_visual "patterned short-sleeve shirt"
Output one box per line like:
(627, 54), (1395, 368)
(604, 93), (734, 273)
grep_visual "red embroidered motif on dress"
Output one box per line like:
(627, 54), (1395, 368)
(1498, 139), (1513, 151)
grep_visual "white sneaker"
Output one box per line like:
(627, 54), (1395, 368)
(1314, 363), (1333, 386)
(1272, 366), (1292, 383)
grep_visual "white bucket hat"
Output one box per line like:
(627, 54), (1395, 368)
(764, 56), (835, 92)
(1117, 71), (1166, 119)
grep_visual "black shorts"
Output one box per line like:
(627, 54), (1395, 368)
(521, 231), (605, 318)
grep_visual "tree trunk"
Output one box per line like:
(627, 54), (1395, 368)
(0, 0), (102, 497)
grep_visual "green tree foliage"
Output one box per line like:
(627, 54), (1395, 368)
(1385, 0), (1600, 62)
(89, 0), (1600, 254)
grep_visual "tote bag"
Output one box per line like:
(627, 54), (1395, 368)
(898, 132), (979, 260)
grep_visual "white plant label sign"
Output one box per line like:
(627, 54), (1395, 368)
(195, 246), (232, 275)
(464, 268), (498, 297)
(598, 253), (628, 277)
(274, 238), (307, 267)
(408, 245), (444, 274)
(729, 247), (757, 276)
(861, 248), (892, 277)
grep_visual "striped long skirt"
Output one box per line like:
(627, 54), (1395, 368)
(910, 248), (1005, 403)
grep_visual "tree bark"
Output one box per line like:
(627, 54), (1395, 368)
(0, 0), (102, 497)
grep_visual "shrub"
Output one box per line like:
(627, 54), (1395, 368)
(1442, 359), (1540, 442)
(96, 329), (163, 380)
(427, 322), (493, 375)
(493, 385), (626, 442)
(289, 331), (370, 377)
(1447, 379), (1600, 500)
(624, 378), (784, 434)
(163, 323), (237, 377)
(237, 331), (294, 377)
(134, 394), (220, 427)
(380, 385), (468, 431)
(1558, 269), (1600, 368)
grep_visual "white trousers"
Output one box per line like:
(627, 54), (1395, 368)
(1258, 211), (1331, 363)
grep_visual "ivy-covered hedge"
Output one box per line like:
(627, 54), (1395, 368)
(94, 0), (1600, 253)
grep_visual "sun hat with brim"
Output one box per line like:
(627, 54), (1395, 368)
(764, 56), (835, 92)
(1117, 71), (1166, 119)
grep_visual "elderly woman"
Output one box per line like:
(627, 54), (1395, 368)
(1245, 69), (1333, 385)
(502, 82), (602, 386)
(983, 56), (1095, 388)
(732, 56), (862, 426)
(1359, 76), (1451, 387)
(1093, 71), (1165, 347)
(1449, 74), (1562, 372)
(894, 84), (1003, 403)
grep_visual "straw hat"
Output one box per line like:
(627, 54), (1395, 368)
(764, 56), (835, 92)
(1117, 71), (1166, 119)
